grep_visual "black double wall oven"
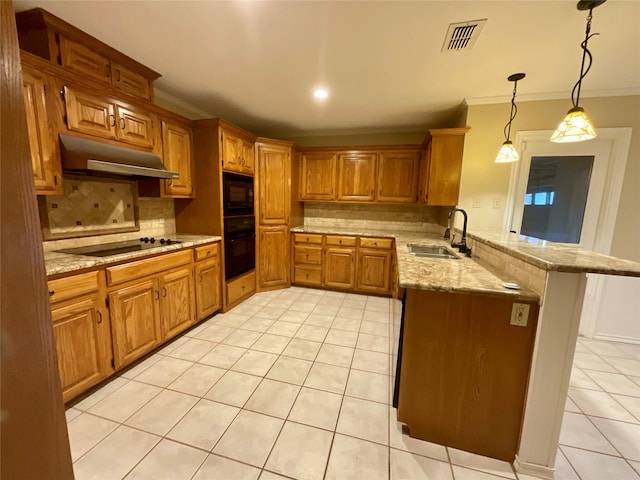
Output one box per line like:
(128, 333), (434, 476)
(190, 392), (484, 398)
(222, 172), (255, 281)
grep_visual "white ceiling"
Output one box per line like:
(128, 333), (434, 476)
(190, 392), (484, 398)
(13, 0), (640, 138)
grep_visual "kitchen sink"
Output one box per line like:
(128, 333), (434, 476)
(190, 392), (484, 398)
(407, 244), (459, 259)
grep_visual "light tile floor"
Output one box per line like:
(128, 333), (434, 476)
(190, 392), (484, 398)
(65, 287), (640, 480)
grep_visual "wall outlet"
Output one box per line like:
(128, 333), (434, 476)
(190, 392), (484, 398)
(472, 196), (481, 208)
(510, 303), (530, 327)
(492, 198), (501, 209)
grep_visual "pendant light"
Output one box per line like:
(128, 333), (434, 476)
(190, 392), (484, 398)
(550, 0), (606, 143)
(495, 73), (526, 163)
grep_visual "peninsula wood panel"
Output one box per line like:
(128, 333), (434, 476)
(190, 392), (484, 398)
(356, 249), (392, 294)
(377, 151), (420, 203)
(299, 153), (336, 201)
(195, 257), (222, 320)
(258, 143), (290, 224)
(161, 120), (194, 198)
(21, 67), (62, 194)
(159, 267), (195, 340)
(397, 289), (538, 461)
(324, 247), (356, 290)
(337, 152), (377, 201)
(51, 295), (112, 402)
(258, 225), (290, 288)
(109, 279), (162, 368)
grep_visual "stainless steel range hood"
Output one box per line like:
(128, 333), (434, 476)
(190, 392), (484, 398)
(59, 134), (179, 179)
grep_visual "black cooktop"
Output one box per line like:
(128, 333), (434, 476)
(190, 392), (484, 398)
(56, 237), (182, 257)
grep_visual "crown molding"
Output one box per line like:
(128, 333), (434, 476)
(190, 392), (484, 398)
(153, 88), (213, 119)
(465, 87), (640, 106)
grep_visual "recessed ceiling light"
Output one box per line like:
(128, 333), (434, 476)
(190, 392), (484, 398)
(313, 89), (328, 99)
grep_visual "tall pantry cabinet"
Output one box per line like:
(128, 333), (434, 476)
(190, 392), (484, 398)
(256, 139), (303, 290)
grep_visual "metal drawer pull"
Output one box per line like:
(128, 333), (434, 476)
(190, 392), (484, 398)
(97, 311), (103, 324)
(199, 273), (203, 283)
(154, 290), (159, 300)
(49, 290), (55, 296)
(162, 287), (167, 297)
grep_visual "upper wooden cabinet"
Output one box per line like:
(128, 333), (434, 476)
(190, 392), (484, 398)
(21, 66), (62, 195)
(63, 86), (155, 149)
(419, 128), (469, 206)
(16, 8), (160, 101)
(377, 150), (420, 203)
(337, 152), (377, 202)
(222, 129), (255, 175)
(299, 153), (336, 201)
(258, 143), (290, 224)
(161, 121), (194, 198)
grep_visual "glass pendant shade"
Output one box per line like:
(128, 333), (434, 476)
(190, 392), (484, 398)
(550, 107), (597, 143)
(495, 141), (520, 163)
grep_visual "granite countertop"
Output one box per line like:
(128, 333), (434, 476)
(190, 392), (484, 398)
(45, 233), (221, 277)
(291, 226), (540, 301)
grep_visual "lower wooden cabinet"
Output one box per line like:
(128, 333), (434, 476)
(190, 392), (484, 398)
(195, 257), (222, 320)
(159, 267), (195, 340)
(258, 225), (290, 289)
(324, 247), (356, 290)
(226, 270), (256, 307)
(51, 294), (113, 402)
(109, 279), (162, 369)
(357, 249), (392, 294)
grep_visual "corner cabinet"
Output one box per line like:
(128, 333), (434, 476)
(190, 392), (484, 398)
(21, 67), (63, 195)
(258, 225), (291, 288)
(161, 121), (194, 198)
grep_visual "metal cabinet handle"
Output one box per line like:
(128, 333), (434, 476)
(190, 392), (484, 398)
(49, 290), (55, 296)
(115, 68), (121, 82)
(162, 287), (167, 297)
(105, 65), (111, 78)
(97, 311), (103, 324)
(154, 290), (159, 300)
(110, 115), (116, 127)
(120, 117), (125, 129)
(199, 273), (203, 283)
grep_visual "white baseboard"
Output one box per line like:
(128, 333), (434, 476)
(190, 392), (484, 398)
(514, 455), (556, 479)
(594, 333), (640, 345)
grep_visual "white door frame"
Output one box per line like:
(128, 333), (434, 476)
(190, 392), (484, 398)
(504, 128), (631, 337)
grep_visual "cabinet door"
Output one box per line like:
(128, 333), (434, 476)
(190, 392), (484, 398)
(161, 121), (194, 197)
(21, 68), (62, 195)
(109, 279), (161, 368)
(258, 144), (290, 224)
(222, 131), (242, 172)
(64, 87), (117, 140)
(300, 153), (336, 201)
(159, 267), (195, 340)
(427, 132), (467, 206)
(115, 105), (155, 149)
(241, 140), (255, 175)
(324, 247), (355, 290)
(59, 37), (111, 84)
(195, 258), (222, 320)
(377, 151), (420, 203)
(337, 153), (377, 201)
(356, 249), (392, 294)
(417, 145), (430, 203)
(111, 62), (152, 101)
(258, 225), (290, 289)
(51, 296), (112, 402)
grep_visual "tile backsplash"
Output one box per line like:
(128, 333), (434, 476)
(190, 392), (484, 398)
(304, 203), (449, 233)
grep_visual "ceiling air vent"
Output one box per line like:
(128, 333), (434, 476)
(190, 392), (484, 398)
(441, 19), (487, 52)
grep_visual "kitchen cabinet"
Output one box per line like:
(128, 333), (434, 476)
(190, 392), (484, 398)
(226, 270), (256, 307)
(397, 288), (538, 461)
(195, 259), (222, 320)
(299, 153), (336, 201)
(17, 9), (160, 101)
(377, 150), (420, 203)
(21, 66), (62, 195)
(258, 143), (290, 224)
(48, 270), (113, 402)
(161, 120), (194, 198)
(292, 234), (324, 287)
(324, 244), (356, 290)
(337, 152), (377, 202)
(159, 267), (195, 340)
(418, 128), (469, 206)
(222, 130), (255, 175)
(356, 237), (393, 294)
(63, 86), (155, 149)
(258, 225), (290, 289)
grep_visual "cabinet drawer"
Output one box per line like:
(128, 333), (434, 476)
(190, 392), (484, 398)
(326, 235), (356, 247)
(294, 245), (322, 265)
(294, 266), (322, 286)
(360, 237), (394, 249)
(106, 249), (193, 286)
(48, 270), (100, 304)
(195, 243), (220, 262)
(226, 271), (256, 305)
(293, 233), (323, 245)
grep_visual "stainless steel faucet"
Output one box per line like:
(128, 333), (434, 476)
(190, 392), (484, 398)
(444, 208), (470, 255)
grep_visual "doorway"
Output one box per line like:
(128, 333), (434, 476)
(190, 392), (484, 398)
(505, 128), (633, 339)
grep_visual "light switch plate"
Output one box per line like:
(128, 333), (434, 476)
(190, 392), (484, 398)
(510, 303), (530, 327)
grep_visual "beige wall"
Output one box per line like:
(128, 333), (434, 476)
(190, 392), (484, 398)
(458, 95), (640, 262)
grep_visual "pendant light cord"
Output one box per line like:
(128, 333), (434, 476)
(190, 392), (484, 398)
(504, 80), (519, 142)
(572, 8), (599, 108)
